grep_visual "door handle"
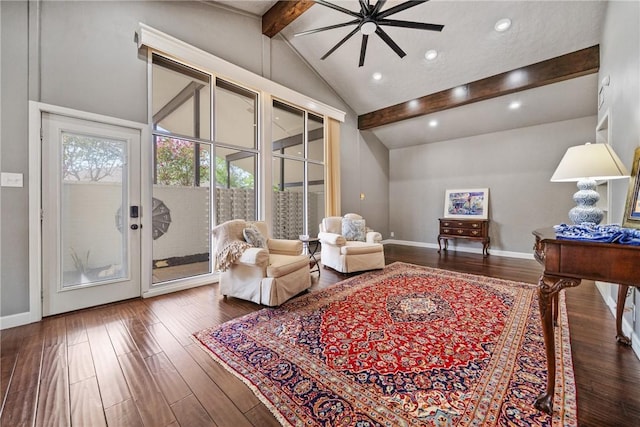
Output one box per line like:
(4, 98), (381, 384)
(130, 224), (139, 230)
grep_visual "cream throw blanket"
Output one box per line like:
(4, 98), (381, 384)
(212, 219), (252, 271)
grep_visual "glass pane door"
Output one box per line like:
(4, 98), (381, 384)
(152, 136), (212, 284)
(42, 113), (141, 316)
(61, 132), (128, 287)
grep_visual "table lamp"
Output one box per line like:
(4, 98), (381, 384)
(551, 142), (629, 224)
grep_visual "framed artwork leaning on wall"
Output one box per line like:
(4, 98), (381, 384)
(443, 188), (489, 219)
(623, 147), (640, 229)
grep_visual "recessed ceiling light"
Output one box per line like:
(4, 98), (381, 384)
(424, 49), (438, 61)
(509, 101), (522, 110)
(452, 86), (467, 99)
(372, 72), (382, 81)
(429, 119), (438, 127)
(494, 18), (512, 32)
(508, 70), (526, 85)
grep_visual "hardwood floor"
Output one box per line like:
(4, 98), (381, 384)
(1, 244), (639, 426)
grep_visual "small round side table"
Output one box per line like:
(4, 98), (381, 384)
(299, 237), (320, 277)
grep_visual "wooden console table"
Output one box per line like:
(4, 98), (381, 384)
(438, 218), (490, 257)
(532, 228), (640, 414)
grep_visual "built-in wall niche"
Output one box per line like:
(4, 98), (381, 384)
(596, 110), (612, 224)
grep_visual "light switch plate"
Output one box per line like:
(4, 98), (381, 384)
(1, 172), (24, 187)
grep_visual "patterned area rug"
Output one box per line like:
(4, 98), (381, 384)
(193, 262), (576, 426)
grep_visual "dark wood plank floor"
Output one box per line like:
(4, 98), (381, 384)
(1, 244), (639, 426)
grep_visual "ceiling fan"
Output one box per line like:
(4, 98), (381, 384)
(295, 0), (444, 67)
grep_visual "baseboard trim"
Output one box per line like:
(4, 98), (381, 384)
(1, 277), (220, 329)
(0, 311), (36, 330)
(595, 281), (617, 311)
(632, 330), (640, 358)
(382, 239), (533, 260)
(143, 274), (219, 299)
(595, 281), (640, 360)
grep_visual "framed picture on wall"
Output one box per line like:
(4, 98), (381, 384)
(623, 147), (640, 229)
(444, 188), (489, 219)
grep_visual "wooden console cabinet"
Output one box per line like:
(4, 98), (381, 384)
(438, 218), (490, 257)
(532, 228), (640, 414)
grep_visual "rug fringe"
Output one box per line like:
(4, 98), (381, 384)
(554, 291), (578, 426)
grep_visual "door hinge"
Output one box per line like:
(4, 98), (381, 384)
(40, 127), (43, 141)
(40, 209), (44, 222)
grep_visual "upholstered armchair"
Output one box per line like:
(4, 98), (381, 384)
(211, 220), (311, 306)
(318, 213), (385, 273)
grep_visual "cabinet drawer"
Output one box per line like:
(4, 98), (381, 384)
(440, 220), (484, 229)
(441, 228), (484, 237)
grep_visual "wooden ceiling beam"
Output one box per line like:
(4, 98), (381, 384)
(262, 0), (315, 38)
(358, 45), (600, 130)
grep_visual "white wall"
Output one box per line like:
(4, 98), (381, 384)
(389, 116), (597, 255)
(61, 183), (126, 272)
(597, 0), (640, 356)
(152, 186), (210, 260)
(60, 183), (210, 272)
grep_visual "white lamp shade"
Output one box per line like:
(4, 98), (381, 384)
(550, 142), (629, 182)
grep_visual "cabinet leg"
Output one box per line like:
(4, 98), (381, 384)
(616, 285), (632, 345)
(438, 237), (448, 254)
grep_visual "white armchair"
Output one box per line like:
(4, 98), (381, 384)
(318, 213), (385, 273)
(212, 220), (311, 306)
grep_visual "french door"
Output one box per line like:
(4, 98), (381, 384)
(41, 113), (142, 316)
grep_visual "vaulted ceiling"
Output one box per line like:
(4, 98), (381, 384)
(214, 0), (607, 149)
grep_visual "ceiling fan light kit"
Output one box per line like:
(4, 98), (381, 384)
(296, 0), (444, 67)
(360, 20), (377, 35)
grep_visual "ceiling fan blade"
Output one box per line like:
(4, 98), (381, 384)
(359, 0), (371, 14)
(375, 27), (406, 58)
(294, 20), (360, 37)
(377, 0), (428, 20)
(314, 0), (362, 18)
(371, 0), (387, 15)
(378, 19), (444, 32)
(321, 26), (360, 60)
(359, 35), (369, 67)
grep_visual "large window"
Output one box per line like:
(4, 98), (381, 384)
(272, 100), (325, 239)
(151, 55), (258, 284)
(214, 80), (258, 224)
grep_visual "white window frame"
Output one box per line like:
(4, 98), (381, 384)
(137, 23), (345, 230)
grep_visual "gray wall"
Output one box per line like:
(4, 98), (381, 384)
(0, 0), (389, 318)
(389, 116), (597, 254)
(342, 129), (389, 237)
(1, 0), (30, 315)
(598, 0), (640, 348)
(599, 0), (640, 224)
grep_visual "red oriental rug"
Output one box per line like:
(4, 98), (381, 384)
(193, 262), (576, 426)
